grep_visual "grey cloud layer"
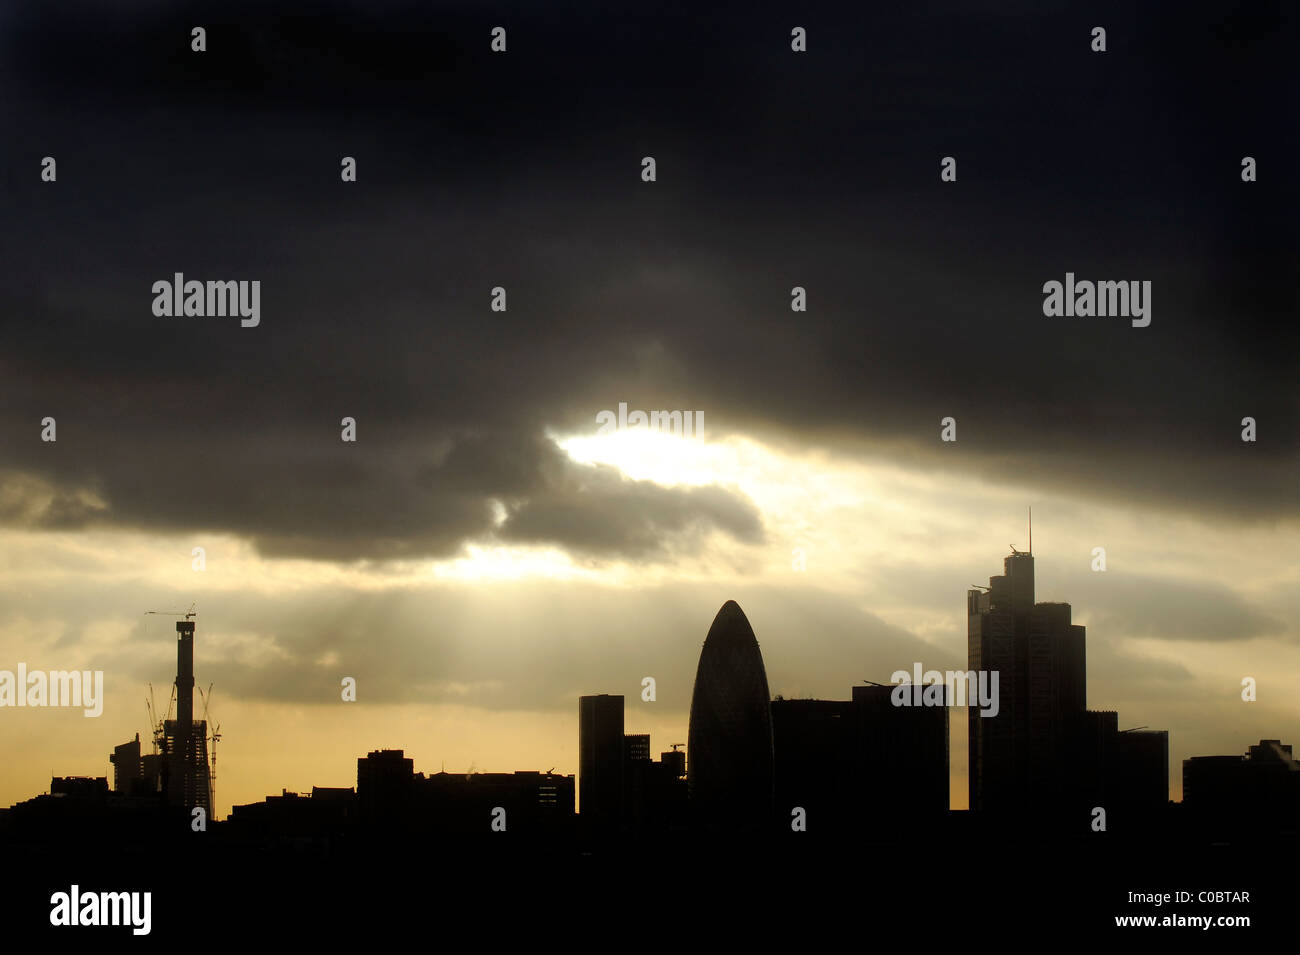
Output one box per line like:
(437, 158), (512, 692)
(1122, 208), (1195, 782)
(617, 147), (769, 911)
(0, 1), (1295, 562)
(0, 430), (763, 562)
(0, 574), (1256, 728)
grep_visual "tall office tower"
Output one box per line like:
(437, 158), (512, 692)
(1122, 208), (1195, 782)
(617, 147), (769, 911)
(967, 547), (1085, 822)
(687, 600), (774, 833)
(579, 694), (624, 835)
(161, 620), (211, 815)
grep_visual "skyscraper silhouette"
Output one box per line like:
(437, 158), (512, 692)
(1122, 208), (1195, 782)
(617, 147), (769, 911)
(161, 620), (210, 816)
(687, 600), (774, 833)
(579, 694), (624, 836)
(967, 548), (1085, 821)
(967, 545), (1170, 830)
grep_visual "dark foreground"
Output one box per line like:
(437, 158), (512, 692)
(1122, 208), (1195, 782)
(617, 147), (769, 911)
(0, 822), (1285, 942)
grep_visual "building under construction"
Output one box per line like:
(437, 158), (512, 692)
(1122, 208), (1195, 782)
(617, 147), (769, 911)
(161, 619), (211, 815)
(111, 617), (213, 815)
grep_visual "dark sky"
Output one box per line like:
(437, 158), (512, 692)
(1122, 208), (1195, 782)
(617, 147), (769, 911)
(2, 0), (1295, 562)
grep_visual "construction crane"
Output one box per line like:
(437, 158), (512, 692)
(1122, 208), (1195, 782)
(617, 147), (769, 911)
(144, 682), (173, 753)
(144, 603), (196, 620)
(670, 743), (685, 752)
(209, 721), (221, 816)
(145, 684), (160, 754)
(198, 683), (220, 815)
(142, 605), (190, 751)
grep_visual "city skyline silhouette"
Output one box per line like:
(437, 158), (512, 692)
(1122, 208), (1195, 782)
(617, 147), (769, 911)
(0, 0), (1292, 939)
(2, 542), (1290, 940)
(4, 543), (1293, 848)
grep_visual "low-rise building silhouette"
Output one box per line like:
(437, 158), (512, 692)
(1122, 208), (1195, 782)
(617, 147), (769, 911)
(772, 684), (948, 837)
(1184, 739), (1299, 834)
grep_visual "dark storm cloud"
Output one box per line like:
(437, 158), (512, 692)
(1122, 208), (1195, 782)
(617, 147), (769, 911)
(496, 457), (763, 557)
(0, 431), (762, 561)
(0, 1), (1295, 561)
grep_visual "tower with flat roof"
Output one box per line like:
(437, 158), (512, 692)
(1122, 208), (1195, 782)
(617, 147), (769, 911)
(579, 694), (624, 835)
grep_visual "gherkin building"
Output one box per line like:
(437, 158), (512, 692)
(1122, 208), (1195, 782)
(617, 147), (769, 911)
(687, 600), (774, 833)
